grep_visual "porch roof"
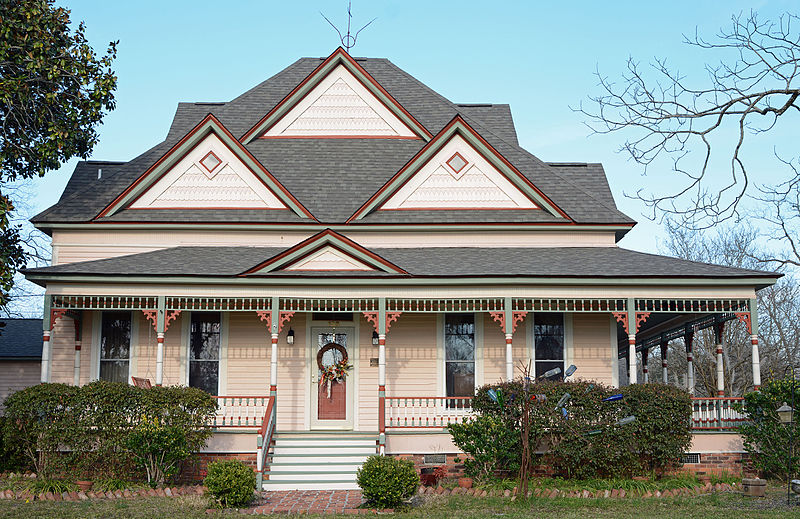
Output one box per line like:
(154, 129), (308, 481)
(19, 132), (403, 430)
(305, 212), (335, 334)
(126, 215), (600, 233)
(24, 245), (777, 283)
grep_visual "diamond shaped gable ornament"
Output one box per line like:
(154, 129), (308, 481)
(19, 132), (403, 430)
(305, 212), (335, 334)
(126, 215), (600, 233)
(199, 150), (222, 178)
(445, 152), (469, 180)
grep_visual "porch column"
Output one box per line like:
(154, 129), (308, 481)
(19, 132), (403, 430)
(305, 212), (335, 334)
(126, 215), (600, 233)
(626, 300), (637, 384)
(750, 298), (761, 390)
(685, 325), (695, 396)
(661, 339), (668, 384)
(40, 297), (51, 383)
(378, 298), (387, 455)
(642, 347), (649, 383)
(713, 320), (725, 396)
(73, 315), (82, 386)
(503, 298), (513, 381)
(155, 296), (166, 386)
(270, 297), (279, 398)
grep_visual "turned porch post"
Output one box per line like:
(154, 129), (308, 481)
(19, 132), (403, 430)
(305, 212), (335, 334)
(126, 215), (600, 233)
(660, 339), (669, 384)
(713, 319), (725, 396)
(155, 296), (166, 386)
(749, 298), (761, 390)
(626, 299), (637, 384)
(504, 297), (513, 381)
(642, 347), (649, 383)
(40, 296), (52, 383)
(73, 314), (82, 386)
(270, 297), (280, 398)
(378, 298), (387, 455)
(684, 325), (695, 396)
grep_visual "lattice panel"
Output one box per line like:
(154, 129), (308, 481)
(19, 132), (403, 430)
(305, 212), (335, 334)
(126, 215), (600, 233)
(51, 295), (158, 310)
(635, 299), (749, 313)
(166, 297), (272, 311)
(278, 298), (379, 312)
(386, 299), (504, 313)
(512, 299), (626, 312)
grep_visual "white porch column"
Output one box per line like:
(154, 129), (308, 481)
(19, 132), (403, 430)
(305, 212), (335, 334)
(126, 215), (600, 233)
(749, 299), (761, 390)
(628, 335), (636, 384)
(661, 340), (669, 384)
(505, 334), (513, 381)
(377, 298), (387, 455)
(40, 330), (51, 383)
(714, 322), (725, 396)
(155, 332), (165, 386)
(270, 333), (278, 396)
(685, 328), (695, 396)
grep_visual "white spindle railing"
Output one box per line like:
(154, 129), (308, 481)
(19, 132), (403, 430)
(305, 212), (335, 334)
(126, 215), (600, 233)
(691, 397), (747, 430)
(385, 397), (473, 428)
(210, 396), (270, 428)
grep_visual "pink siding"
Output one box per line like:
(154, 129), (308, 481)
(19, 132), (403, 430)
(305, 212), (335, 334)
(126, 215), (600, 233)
(226, 312), (269, 394)
(49, 317), (75, 384)
(572, 313), (614, 386)
(275, 313), (306, 430)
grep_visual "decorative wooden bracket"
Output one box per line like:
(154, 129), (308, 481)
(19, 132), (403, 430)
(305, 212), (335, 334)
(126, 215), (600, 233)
(142, 310), (157, 330)
(734, 312), (752, 334)
(141, 309), (181, 332)
(489, 311), (527, 334)
(612, 312), (650, 335)
(612, 312), (629, 334)
(256, 311), (295, 332)
(635, 312), (650, 333)
(50, 309), (68, 330)
(362, 312), (402, 334)
(164, 310), (181, 331)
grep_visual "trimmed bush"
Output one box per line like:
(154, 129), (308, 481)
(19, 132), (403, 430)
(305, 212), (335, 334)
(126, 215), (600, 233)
(450, 379), (692, 480)
(356, 455), (419, 508)
(736, 377), (800, 480)
(204, 459), (256, 508)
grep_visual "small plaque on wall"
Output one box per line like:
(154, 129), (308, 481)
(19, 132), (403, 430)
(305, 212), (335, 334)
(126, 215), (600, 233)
(370, 358), (379, 367)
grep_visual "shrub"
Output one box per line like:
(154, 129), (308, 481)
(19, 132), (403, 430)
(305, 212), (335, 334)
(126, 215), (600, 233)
(736, 377), (800, 480)
(126, 418), (189, 486)
(356, 455), (419, 508)
(25, 478), (78, 494)
(204, 459), (255, 508)
(450, 379), (692, 480)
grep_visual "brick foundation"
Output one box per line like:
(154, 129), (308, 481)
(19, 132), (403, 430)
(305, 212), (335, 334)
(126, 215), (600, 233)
(391, 453), (466, 478)
(179, 452), (257, 482)
(673, 452), (756, 478)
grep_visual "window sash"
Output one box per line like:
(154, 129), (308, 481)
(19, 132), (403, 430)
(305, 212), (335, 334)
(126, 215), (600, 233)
(189, 312), (221, 395)
(532, 313), (564, 378)
(100, 312), (131, 383)
(444, 314), (475, 398)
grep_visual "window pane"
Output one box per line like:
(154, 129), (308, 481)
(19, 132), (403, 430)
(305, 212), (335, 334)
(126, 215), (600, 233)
(190, 312), (220, 360)
(101, 312), (130, 361)
(446, 361), (475, 398)
(445, 314), (474, 361)
(534, 313), (564, 360)
(100, 360), (129, 384)
(189, 362), (219, 396)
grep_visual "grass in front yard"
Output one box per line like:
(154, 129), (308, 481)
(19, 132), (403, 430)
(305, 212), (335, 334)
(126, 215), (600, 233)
(0, 485), (797, 518)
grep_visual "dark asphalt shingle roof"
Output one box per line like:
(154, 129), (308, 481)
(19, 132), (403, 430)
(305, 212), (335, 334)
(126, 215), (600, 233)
(24, 246), (776, 280)
(0, 319), (43, 359)
(32, 55), (634, 227)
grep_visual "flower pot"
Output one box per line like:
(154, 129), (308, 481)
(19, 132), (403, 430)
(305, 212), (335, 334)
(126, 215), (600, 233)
(76, 480), (93, 491)
(457, 477), (473, 489)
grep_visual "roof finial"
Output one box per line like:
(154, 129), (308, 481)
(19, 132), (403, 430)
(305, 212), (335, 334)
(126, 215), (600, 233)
(320, 2), (376, 53)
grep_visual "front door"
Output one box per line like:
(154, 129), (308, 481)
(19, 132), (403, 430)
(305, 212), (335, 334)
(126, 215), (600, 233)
(310, 327), (355, 429)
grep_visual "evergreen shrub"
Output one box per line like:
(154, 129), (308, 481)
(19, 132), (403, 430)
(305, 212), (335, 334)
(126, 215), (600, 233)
(204, 459), (256, 508)
(356, 455), (419, 508)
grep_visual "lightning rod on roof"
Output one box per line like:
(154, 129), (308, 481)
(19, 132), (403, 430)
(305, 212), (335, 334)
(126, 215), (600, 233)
(320, 1), (376, 53)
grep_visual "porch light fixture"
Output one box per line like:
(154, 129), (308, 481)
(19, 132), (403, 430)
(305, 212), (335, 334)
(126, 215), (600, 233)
(372, 331), (379, 346)
(286, 328), (295, 345)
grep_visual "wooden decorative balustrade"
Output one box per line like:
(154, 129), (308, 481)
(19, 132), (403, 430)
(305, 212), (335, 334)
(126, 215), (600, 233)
(691, 397), (747, 430)
(210, 396), (271, 428)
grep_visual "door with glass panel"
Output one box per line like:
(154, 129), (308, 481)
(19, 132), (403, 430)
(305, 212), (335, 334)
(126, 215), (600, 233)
(310, 327), (355, 429)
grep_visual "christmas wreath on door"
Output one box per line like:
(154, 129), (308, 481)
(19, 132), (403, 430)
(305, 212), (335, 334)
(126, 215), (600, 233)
(317, 342), (352, 398)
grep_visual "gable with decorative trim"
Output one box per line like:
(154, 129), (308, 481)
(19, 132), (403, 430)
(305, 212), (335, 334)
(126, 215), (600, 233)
(263, 64), (417, 138)
(380, 134), (538, 210)
(130, 133), (287, 209)
(283, 245), (374, 271)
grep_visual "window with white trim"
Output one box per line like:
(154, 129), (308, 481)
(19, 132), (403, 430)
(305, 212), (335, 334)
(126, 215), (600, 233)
(533, 313), (564, 378)
(189, 312), (220, 395)
(100, 311), (131, 383)
(444, 313), (475, 398)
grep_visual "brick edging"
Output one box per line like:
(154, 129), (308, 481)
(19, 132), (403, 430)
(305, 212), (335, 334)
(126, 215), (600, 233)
(419, 481), (738, 499)
(0, 484), (206, 502)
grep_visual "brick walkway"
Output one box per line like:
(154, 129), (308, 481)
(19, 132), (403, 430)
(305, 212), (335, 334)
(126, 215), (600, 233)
(250, 490), (366, 514)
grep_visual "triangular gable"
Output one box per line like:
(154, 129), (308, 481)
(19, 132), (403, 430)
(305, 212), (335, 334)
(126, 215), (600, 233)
(130, 133), (285, 209)
(380, 134), (538, 209)
(241, 48), (430, 142)
(348, 116), (570, 221)
(240, 229), (407, 275)
(97, 115), (314, 219)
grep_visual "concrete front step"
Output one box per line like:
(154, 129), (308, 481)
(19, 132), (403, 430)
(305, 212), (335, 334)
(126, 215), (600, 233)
(276, 438), (375, 447)
(268, 463), (363, 472)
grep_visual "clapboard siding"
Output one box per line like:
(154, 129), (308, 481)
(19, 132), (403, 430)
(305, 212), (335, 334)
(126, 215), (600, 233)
(572, 313), (614, 386)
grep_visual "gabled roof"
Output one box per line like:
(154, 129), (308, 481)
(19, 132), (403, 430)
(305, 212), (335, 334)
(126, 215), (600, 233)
(32, 51), (635, 228)
(0, 319), (43, 359)
(240, 230), (407, 275)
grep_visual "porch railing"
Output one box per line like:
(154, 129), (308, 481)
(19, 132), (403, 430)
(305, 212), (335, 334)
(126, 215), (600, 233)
(256, 396), (276, 487)
(383, 396), (748, 431)
(211, 396), (270, 428)
(385, 397), (473, 428)
(691, 397), (747, 430)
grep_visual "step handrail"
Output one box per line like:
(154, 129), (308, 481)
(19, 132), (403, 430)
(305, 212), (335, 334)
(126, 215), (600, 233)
(256, 396), (276, 485)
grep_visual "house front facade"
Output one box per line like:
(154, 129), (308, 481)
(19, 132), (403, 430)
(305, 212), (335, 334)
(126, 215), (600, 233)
(25, 48), (778, 489)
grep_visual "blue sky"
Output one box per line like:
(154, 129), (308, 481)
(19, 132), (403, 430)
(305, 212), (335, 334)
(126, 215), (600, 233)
(29, 0), (798, 253)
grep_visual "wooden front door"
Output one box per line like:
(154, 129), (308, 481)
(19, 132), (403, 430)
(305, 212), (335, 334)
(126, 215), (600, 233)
(310, 327), (354, 429)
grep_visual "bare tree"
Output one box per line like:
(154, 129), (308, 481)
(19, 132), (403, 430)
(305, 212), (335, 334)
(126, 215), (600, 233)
(656, 221), (799, 395)
(578, 11), (800, 267)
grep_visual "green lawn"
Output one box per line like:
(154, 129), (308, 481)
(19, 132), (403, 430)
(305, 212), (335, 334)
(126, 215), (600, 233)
(0, 486), (796, 518)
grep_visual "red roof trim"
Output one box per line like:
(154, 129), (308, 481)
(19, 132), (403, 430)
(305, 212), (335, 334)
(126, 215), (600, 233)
(239, 229), (408, 275)
(96, 114), (316, 221)
(346, 116), (571, 222)
(240, 47), (432, 142)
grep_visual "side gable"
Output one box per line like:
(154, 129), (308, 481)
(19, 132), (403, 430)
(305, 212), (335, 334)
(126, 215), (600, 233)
(241, 48), (431, 142)
(240, 230), (407, 275)
(349, 116), (568, 221)
(97, 115), (315, 219)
